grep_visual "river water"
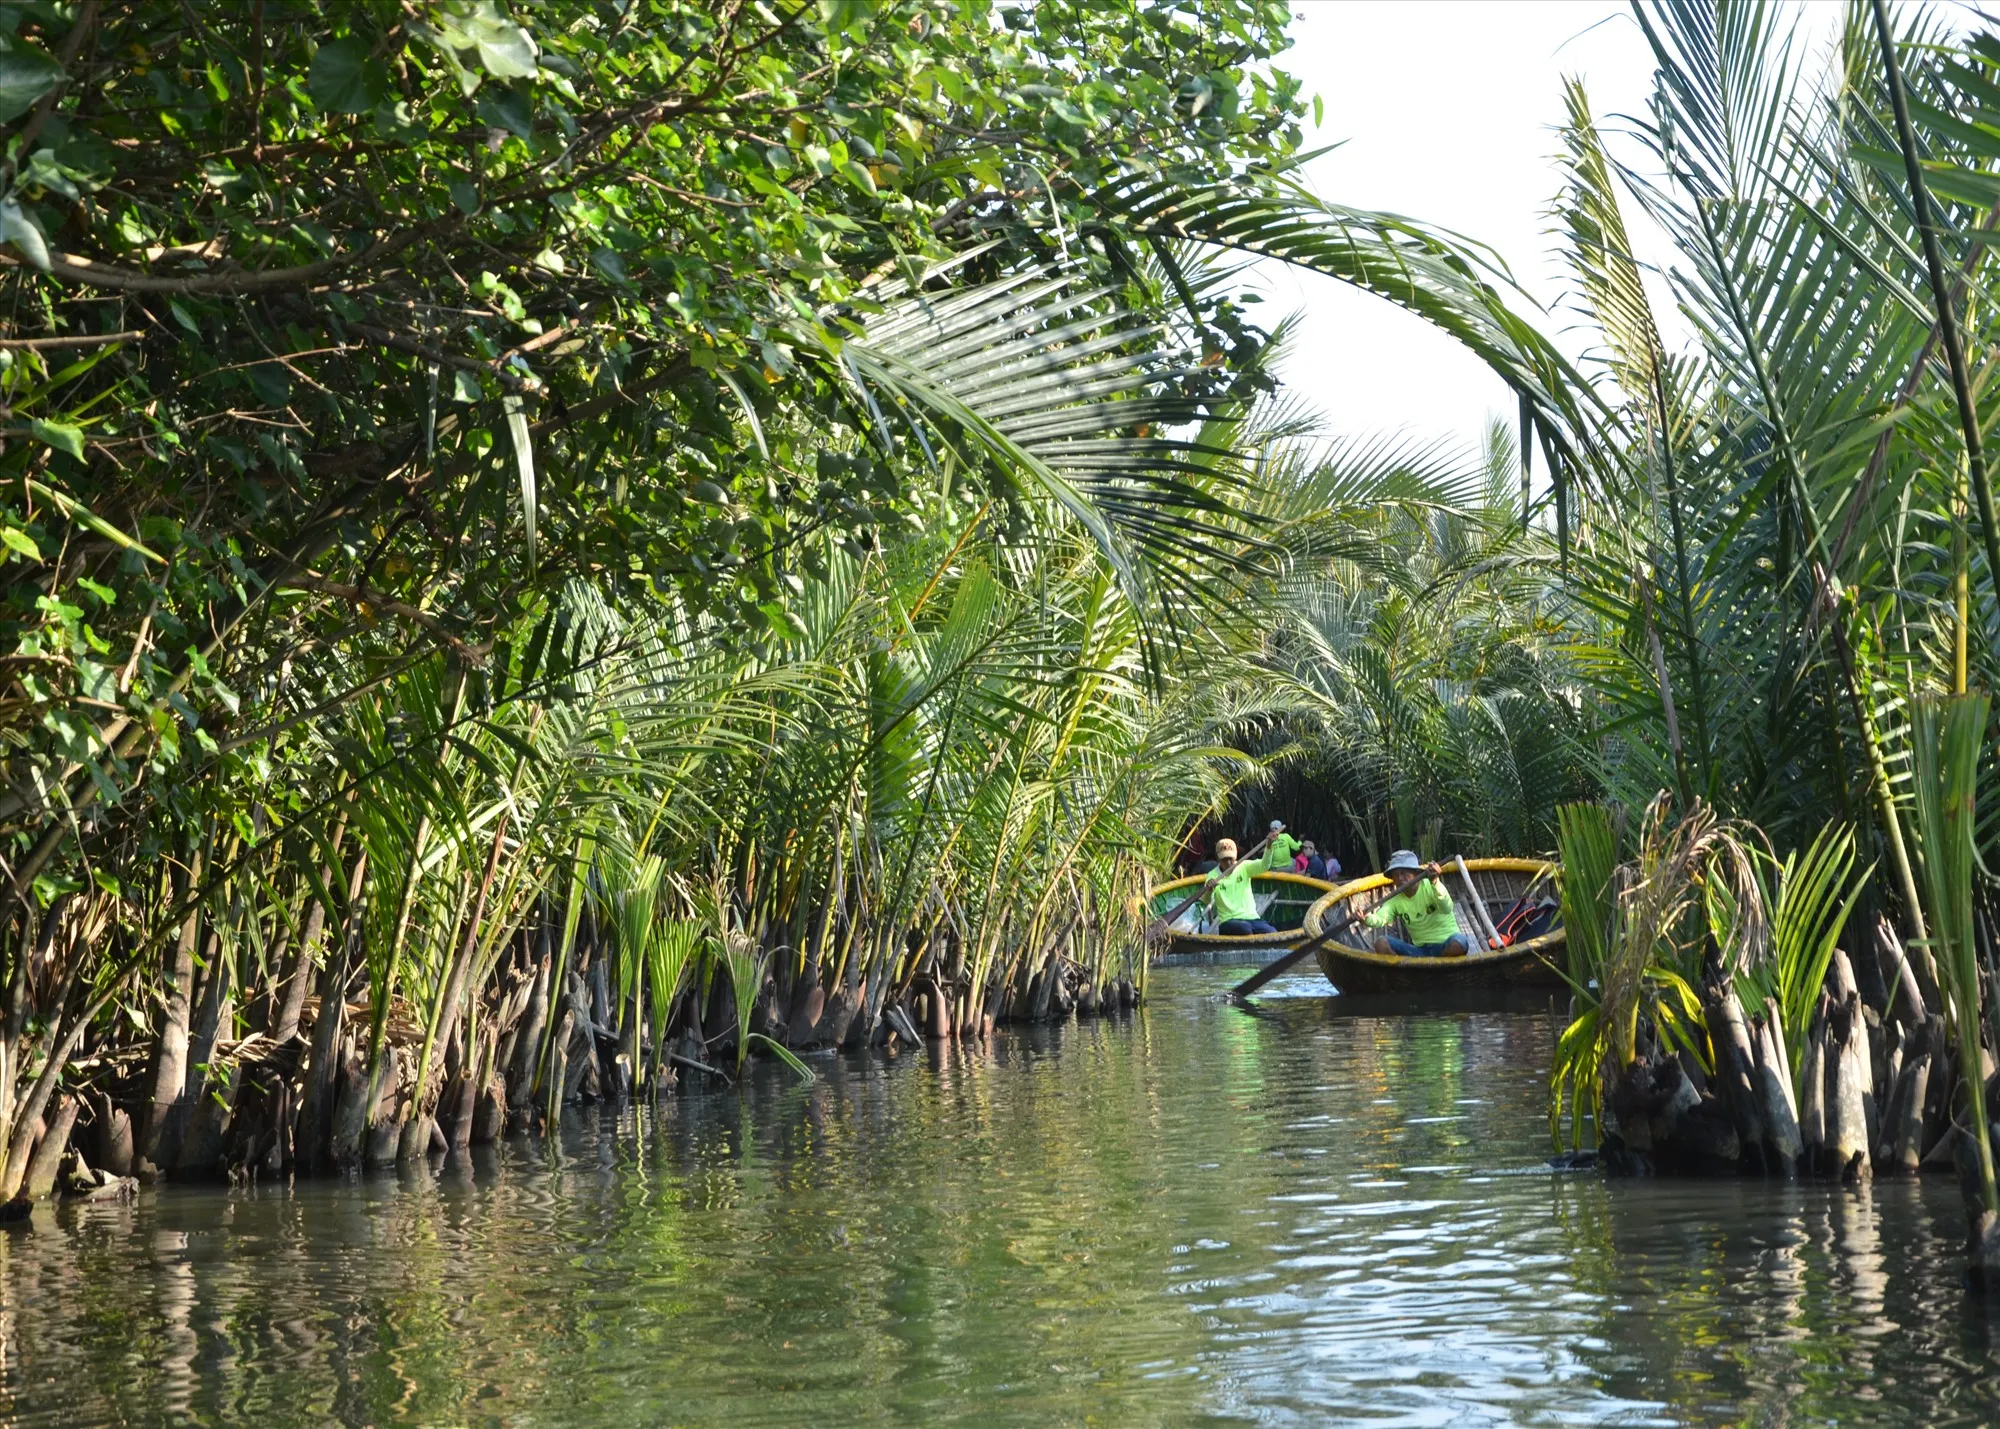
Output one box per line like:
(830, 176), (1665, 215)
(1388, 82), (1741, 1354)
(5, 965), (2000, 1425)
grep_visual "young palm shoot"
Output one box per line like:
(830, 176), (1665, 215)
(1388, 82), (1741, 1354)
(721, 934), (814, 1086)
(1907, 693), (2000, 1263)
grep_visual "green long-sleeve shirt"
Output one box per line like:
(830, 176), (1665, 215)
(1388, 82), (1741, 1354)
(1364, 876), (1462, 945)
(1202, 835), (1301, 924)
(1204, 855), (1268, 922)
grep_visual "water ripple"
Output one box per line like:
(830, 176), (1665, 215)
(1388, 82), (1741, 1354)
(0, 968), (1993, 1425)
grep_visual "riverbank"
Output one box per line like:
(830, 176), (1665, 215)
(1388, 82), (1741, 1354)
(5, 968), (1996, 1426)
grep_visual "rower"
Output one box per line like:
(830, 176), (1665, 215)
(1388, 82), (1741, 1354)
(1363, 850), (1469, 958)
(1201, 821), (1300, 935)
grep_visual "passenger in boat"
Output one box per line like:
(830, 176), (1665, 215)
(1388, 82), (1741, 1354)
(1295, 840), (1337, 880)
(1202, 823), (1299, 935)
(1362, 850), (1468, 958)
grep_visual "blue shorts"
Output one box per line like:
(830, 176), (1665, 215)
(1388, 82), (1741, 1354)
(1378, 934), (1469, 958)
(1219, 918), (1278, 936)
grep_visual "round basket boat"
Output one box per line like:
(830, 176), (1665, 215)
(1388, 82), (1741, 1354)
(1143, 870), (1339, 956)
(1303, 857), (1565, 993)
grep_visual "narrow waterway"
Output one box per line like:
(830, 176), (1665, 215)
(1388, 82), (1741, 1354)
(6, 966), (1999, 1426)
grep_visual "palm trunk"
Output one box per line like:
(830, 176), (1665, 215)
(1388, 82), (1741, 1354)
(140, 847), (203, 1168)
(296, 851), (366, 1173)
(270, 893), (326, 1045)
(414, 811), (509, 1113)
(270, 817), (346, 1043)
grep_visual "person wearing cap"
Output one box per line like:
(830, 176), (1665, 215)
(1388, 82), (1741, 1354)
(1262, 820), (1302, 872)
(1201, 822), (1301, 935)
(1362, 850), (1468, 957)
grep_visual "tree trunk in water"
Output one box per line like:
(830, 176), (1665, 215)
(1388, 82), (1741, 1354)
(1, 998), (94, 1198)
(440, 1068), (478, 1149)
(174, 1061), (240, 1179)
(270, 894), (328, 1045)
(1706, 989), (1767, 1165)
(1752, 1013), (1802, 1174)
(508, 950), (551, 1114)
(363, 1048), (403, 1166)
(420, 811), (509, 1113)
(473, 1076), (507, 1145)
(90, 1091), (132, 1178)
(1828, 993), (1873, 1182)
(927, 978), (951, 1040)
(471, 1032), (505, 1143)
(397, 1107), (434, 1164)
(1920, 1017), (1955, 1161)
(819, 979), (860, 1052)
(612, 957), (641, 1100)
(1886, 1047), (1932, 1175)
(295, 852), (365, 1173)
(790, 982), (826, 1049)
(1798, 1003), (1828, 1167)
(20, 1095), (77, 1201)
(785, 957), (820, 1043)
(330, 1041), (389, 1170)
(563, 1012), (595, 1104)
(141, 855), (202, 1168)
(545, 1007), (575, 1118)
(176, 927), (235, 1162)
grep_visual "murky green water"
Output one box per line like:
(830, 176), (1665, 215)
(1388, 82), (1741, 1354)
(5, 965), (1999, 1426)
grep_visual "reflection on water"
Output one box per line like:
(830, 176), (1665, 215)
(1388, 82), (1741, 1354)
(4, 966), (2000, 1426)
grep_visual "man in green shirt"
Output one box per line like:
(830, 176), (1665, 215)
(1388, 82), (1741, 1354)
(1363, 850), (1468, 958)
(1202, 822), (1299, 935)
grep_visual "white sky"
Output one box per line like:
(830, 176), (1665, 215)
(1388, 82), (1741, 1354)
(1260, 0), (1850, 456)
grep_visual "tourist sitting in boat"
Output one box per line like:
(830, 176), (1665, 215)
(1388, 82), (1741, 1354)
(1294, 840), (1337, 880)
(1201, 823), (1300, 935)
(1363, 850), (1468, 958)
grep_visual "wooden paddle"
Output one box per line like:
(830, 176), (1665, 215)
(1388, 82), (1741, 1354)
(1452, 854), (1507, 950)
(1226, 906), (1359, 1001)
(1146, 829), (1278, 943)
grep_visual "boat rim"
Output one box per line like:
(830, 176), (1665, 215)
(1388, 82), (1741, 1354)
(1142, 870), (1339, 945)
(1303, 857), (1565, 966)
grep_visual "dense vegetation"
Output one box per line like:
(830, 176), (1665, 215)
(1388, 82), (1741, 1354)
(0, 0), (1580, 1191)
(1520, 1), (2000, 1284)
(11, 0), (2000, 1298)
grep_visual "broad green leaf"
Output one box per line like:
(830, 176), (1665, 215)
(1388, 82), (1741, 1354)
(590, 246), (630, 284)
(411, 20), (481, 95)
(818, 0), (873, 40)
(839, 158), (878, 195)
(1, 525), (40, 561)
(308, 36), (385, 114)
(475, 84), (532, 139)
(0, 197), (49, 271)
(462, 4), (538, 79)
(246, 361), (291, 407)
(30, 417), (83, 459)
(0, 40), (63, 124)
(22, 147), (79, 200)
